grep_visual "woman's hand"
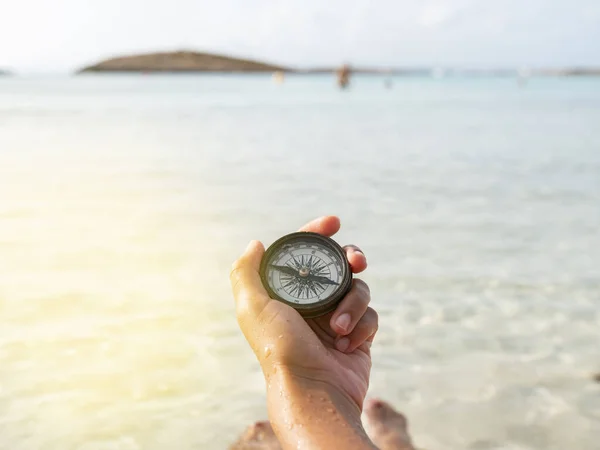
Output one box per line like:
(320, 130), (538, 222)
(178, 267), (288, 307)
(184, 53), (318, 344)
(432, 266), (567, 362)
(230, 216), (378, 410)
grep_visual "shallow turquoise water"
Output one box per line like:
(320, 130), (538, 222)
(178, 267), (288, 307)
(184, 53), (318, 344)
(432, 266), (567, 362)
(0, 74), (599, 449)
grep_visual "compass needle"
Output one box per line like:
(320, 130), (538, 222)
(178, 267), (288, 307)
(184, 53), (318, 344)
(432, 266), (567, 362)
(270, 264), (299, 277)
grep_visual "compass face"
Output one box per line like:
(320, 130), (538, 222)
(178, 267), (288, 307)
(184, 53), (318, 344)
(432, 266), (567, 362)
(259, 232), (352, 318)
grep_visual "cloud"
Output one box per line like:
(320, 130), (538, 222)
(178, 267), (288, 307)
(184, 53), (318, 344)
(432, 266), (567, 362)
(418, 1), (473, 28)
(419, 4), (454, 28)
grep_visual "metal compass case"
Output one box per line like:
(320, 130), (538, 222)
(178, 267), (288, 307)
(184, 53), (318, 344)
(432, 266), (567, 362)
(259, 232), (353, 318)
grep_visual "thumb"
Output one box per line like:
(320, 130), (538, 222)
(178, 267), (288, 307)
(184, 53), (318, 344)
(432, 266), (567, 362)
(230, 240), (269, 318)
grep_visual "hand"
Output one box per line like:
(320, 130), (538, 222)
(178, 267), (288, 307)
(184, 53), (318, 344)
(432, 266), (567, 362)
(230, 216), (377, 410)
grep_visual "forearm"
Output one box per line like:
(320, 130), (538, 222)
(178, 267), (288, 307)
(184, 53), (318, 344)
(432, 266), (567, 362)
(266, 367), (377, 450)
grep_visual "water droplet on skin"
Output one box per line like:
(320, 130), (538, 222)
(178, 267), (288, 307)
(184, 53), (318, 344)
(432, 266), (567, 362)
(264, 347), (272, 358)
(326, 407), (334, 413)
(278, 334), (284, 339)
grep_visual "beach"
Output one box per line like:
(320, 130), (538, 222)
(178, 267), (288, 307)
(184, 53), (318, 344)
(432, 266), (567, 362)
(0, 74), (599, 449)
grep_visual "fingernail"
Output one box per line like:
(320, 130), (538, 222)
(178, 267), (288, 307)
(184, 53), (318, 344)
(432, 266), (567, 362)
(245, 240), (256, 252)
(336, 337), (350, 352)
(335, 313), (351, 333)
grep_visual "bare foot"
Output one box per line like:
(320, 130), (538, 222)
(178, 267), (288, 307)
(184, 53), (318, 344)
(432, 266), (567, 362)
(364, 399), (415, 450)
(229, 421), (282, 450)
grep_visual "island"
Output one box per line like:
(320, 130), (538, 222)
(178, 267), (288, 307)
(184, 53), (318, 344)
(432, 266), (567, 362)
(78, 50), (289, 73)
(532, 67), (600, 77)
(76, 50), (600, 77)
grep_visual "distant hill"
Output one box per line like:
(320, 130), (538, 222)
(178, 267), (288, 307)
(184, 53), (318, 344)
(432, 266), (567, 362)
(74, 51), (600, 77)
(532, 67), (600, 76)
(78, 50), (289, 73)
(0, 69), (11, 76)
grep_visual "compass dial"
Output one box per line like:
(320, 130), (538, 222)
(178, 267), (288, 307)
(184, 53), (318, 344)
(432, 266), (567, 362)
(259, 232), (352, 318)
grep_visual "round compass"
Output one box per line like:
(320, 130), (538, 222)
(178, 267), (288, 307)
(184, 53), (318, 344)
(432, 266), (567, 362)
(259, 232), (353, 318)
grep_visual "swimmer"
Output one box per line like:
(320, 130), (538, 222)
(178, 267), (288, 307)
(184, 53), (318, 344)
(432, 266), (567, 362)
(337, 65), (351, 89)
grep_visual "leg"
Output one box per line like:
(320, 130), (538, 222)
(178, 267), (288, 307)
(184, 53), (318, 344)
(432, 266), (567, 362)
(364, 399), (415, 450)
(229, 420), (282, 450)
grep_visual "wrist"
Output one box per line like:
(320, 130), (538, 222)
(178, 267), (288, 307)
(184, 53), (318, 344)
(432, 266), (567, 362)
(265, 366), (375, 450)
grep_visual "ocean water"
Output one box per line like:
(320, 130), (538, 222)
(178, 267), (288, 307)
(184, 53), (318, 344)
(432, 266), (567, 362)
(0, 74), (599, 450)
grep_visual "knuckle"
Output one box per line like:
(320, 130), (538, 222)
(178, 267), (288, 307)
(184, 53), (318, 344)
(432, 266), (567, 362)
(230, 275), (242, 295)
(368, 307), (378, 322)
(235, 292), (254, 319)
(236, 291), (267, 319)
(369, 309), (379, 332)
(229, 259), (245, 283)
(235, 304), (250, 324)
(353, 278), (370, 297)
(356, 308), (378, 333)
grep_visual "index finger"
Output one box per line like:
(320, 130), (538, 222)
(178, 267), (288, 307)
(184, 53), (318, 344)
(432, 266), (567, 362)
(298, 216), (341, 237)
(230, 240), (269, 317)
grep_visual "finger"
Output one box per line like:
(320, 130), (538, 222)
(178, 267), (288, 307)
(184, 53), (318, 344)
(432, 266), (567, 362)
(355, 332), (376, 355)
(329, 279), (370, 336)
(298, 216), (341, 237)
(230, 240), (269, 317)
(344, 245), (367, 274)
(335, 307), (378, 353)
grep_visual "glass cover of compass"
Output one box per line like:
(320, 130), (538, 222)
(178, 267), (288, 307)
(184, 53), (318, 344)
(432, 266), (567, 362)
(259, 232), (353, 318)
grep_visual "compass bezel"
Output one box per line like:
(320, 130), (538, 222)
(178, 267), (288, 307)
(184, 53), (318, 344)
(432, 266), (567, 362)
(259, 232), (353, 318)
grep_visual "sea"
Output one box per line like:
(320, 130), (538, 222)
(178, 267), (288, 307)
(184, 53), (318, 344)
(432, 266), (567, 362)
(0, 74), (599, 450)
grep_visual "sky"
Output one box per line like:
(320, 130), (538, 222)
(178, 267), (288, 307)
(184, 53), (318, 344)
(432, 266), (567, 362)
(1, 0), (599, 72)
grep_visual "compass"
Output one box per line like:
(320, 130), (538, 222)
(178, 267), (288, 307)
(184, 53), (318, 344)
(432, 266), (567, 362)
(259, 232), (353, 318)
